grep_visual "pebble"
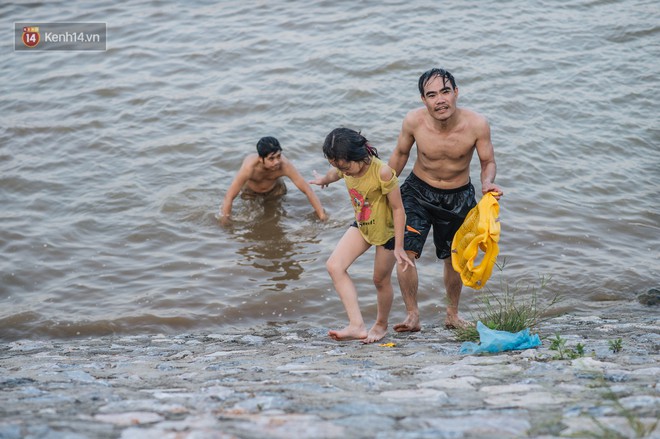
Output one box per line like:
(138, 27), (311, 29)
(0, 312), (658, 438)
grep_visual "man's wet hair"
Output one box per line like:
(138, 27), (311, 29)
(256, 136), (282, 158)
(322, 127), (378, 163)
(418, 68), (457, 96)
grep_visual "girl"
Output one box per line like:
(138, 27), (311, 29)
(310, 128), (414, 343)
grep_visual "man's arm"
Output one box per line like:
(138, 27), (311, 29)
(220, 157), (253, 221)
(474, 116), (503, 199)
(282, 158), (328, 221)
(381, 165), (414, 271)
(388, 112), (416, 177)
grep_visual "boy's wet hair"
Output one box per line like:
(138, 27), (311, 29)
(256, 136), (282, 158)
(418, 68), (457, 96)
(322, 127), (378, 163)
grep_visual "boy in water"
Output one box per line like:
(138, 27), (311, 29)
(219, 136), (327, 224)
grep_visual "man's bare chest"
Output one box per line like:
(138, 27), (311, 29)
(416, 135), (475, 161)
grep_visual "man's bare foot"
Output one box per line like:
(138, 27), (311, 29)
(328, 325), (367, 341)
(444, 316), (474, 330)
(363, 323), (388, 344)
(393, 315), (421, 333)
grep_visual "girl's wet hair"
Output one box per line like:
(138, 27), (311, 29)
(322, 127), (378, 163)
(256, 136), (282, 158)
(418, 68), (457, 95)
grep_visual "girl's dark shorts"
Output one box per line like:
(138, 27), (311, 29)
(400, 172), (477, 259)
(350, 222), (395, 250)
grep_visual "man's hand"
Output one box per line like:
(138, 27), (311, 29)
(482, 183), (503, 200)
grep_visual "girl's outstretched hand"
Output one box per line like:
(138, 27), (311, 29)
(394, 248), (415, 272)
(309, 170), (328, 188)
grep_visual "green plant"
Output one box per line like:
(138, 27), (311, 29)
(452, 259), (563, 342)
(548, 334), (584, 360)
(549, 333), (567, 359)
(609, 338), (623, 354)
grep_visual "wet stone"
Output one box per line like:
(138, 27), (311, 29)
(1, 312), (658, 439)
(637, 288), (659, 306)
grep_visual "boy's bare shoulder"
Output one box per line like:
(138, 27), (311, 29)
(278, 156), (301, 179)
(240, 153), (261, 168)
(242, 153), (259, 163)
(279, 154), (294, 165)
(279, 154), (299, 171)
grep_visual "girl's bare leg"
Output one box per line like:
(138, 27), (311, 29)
(326, 227), (371, 341)
(363, 247), (396, 344)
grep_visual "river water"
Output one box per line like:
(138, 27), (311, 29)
(1, 0), (658, 340)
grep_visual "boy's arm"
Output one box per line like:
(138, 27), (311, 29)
(282, 159), (328, 221)
(220, 158), (252, 220)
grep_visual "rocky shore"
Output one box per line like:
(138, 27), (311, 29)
(1, 309), (658, 439)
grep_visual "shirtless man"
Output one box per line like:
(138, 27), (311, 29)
(388, 68), (503, 331)
(220, 136), (327, 224)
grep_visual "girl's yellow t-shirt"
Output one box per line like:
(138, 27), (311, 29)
(337, 157), (399, 246)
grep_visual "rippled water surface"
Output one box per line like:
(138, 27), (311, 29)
(1, 0), (658, 340)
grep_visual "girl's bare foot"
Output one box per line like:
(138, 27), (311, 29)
(393, 314), (421, 332)
(363, 323), (388, 344)
(328, 325), (367, 341)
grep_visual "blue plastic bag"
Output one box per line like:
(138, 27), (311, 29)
(459, 321), (541, 354)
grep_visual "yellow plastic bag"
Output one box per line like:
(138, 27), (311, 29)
(451, 192), (500, 289)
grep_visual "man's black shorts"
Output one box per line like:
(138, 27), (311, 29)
(401, 172), (477, 259)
